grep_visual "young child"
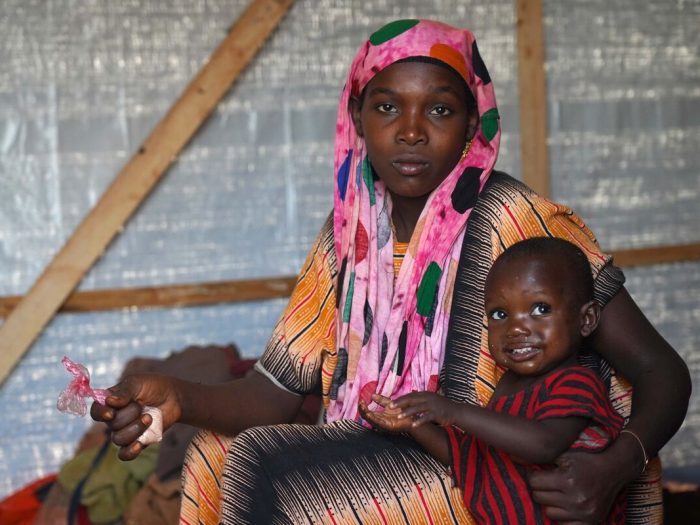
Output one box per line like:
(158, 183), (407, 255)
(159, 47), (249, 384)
(361, 237), (627, 524)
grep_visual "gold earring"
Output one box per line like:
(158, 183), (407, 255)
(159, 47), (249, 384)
(461, 138), (473, 160)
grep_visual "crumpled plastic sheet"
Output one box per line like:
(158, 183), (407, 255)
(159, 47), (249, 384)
(57, 356), (109, 416)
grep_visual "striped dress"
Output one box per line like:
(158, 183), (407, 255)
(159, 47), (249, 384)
(446, 366), (626, 525)
(180, 172), (663, 524)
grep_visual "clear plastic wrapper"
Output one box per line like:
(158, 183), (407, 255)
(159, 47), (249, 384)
(57, 356), (109, 417)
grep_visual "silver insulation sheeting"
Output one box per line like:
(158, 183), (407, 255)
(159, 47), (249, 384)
(0, 0), (697, 497)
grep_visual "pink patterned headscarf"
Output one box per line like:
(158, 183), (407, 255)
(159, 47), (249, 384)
(328, 20), (501, 422)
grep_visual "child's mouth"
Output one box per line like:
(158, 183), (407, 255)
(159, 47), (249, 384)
(506, 346), (540, 362)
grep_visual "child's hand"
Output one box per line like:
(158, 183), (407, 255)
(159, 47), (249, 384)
(359, 393), (415, 433)
(390, 391), (458, 427)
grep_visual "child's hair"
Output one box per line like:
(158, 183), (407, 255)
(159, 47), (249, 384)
(490, 237), (594, 306)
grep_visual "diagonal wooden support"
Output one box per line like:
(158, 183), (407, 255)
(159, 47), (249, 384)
(0, 0), (295, 386)
(516, 0), (550, 197)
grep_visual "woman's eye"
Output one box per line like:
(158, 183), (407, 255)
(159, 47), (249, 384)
(531, 303), (551, 316)
(376, 103), (397, 113)
(489, 310), (507, 320)
(429, 105), (452, 116)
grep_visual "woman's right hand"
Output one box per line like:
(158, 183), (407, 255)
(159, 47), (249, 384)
(90, 373), (182, 460)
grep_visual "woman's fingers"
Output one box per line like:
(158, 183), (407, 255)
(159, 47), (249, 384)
(528, 452), (616, 523)
(358, 400), (372, 419)
(111, 412), (151, 447)
(89, 378), (139, 422)
(359, 400), (386, 426)
(109, 401), (145, 430)
(528, 467), (565, 492)
(90, 400), (115, 422)
(117, 440), (145, 461)
(370, 393), (392, 407)
(361, 399), (410, 432)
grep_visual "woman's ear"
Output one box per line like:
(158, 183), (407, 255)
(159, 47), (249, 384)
(349, 95), (363, 137)
(579, 300), (601, 337)
(466, 109), (478, 140)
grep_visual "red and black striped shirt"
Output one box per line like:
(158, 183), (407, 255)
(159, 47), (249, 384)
(446, 365), (625, 524)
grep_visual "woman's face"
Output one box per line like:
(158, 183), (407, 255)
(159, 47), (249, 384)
(350, 61), (476, 200)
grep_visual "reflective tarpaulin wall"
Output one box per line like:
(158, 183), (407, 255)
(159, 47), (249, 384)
(0, 0), (697, 497)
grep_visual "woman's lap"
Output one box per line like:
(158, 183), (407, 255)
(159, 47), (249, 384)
(182, 421), (473, 525)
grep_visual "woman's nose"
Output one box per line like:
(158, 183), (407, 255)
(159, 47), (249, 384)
(397, 111), (427, 146)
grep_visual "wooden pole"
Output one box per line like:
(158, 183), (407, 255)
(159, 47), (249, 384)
(0, 276), (298, 317)
(1, 242), (698, 318)
(516, 0), (550, 197)
(0, 0), (295, 385)
(611, 242), (700, 269)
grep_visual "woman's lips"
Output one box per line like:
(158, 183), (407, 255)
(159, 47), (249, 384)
(391, 160), (429, 176)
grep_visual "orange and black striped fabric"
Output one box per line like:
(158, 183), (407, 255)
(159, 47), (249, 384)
(180, 172), (662, 524)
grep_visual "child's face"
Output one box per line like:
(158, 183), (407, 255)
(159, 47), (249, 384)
(350, 61), (476, 201)
(484, 256), (586, 377)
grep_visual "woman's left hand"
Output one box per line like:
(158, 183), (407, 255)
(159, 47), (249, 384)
(528, 447), (635, 524)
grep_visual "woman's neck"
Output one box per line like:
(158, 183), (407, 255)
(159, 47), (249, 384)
(390, 192), (428, 243)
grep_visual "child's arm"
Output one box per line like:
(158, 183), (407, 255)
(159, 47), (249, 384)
(387, 391), (589, 465)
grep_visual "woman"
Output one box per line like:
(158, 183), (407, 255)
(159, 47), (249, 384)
(92, 20), (690, 524)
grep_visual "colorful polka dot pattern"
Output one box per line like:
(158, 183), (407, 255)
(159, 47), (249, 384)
(481, 108), (500, 142)
(362, 156), (375, 206)
(429, 43), (469, 84)
(329, 20), (501, 422)
(337, 150), (352, 201)
(369, 19), (420, 45)
(416, 262), (442, 316)
(452, 167), (484, 213)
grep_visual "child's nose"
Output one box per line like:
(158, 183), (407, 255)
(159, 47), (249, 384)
(506, 317), (530, 336)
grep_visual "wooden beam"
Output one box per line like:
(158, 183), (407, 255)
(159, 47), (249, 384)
(0, 0), (295, 386)
(0, 276), (298, 318)
(515, 0), (550, 197)
(1, 243), (698, 318)
(610, 242), (700, 268)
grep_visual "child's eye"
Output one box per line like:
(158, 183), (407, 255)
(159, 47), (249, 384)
(489, 309), (507, 321)
(531, 303), (551, 316)
(429, 105), (452, 116)
(376, 103), (397, 114)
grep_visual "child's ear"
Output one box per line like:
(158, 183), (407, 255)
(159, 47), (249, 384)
(579, 300), (601, 337)
(349, 96), (364, 137)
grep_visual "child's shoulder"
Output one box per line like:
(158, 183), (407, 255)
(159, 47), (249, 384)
(544, 364), (604, 388)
